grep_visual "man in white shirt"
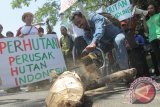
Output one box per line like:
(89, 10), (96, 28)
(16, 12), (39, 91)
(16, 12), (38, 37)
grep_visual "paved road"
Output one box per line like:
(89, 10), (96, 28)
(85, 85), (160, 107)
(0, 90), (47, 107)
(0, 80), (160, 107)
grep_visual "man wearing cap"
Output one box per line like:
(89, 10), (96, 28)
(121, 20), (150, 77)
(16, 12), (38, 37)
(120, 20), (138, 49)
(70, 11), (129, 70)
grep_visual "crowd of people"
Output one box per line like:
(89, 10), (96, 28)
(0, 3), (160, 92)
(62, 3), (160, 80)
(0, 12), (56, 92)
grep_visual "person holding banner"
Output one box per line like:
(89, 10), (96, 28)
(15, 12), (39, 91)
(70, 11), (129, 70)
(16, 12), (39, 37)
(38, 27), (44, 37)
(0, 24), (5, 38)
(5, 32), (22, 93)
(143, 4), (160, 76)
(6, 31), (14, 38)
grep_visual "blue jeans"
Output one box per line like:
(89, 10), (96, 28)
(114, 33), (129, 70)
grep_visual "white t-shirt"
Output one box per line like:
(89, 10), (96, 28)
(72, 24), (84, 39)
(16, 25), (38, 36)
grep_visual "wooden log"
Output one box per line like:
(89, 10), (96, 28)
(45, 68), (137, 107)
(96, 68), (137, 88)
(46, 53), (137, 107)
(78, 64), (137, 90)
(79, 53), (137, 89)
(45, 71), (84, 107)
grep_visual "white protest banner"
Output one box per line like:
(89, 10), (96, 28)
(106, 0), (132, 21)
(0, 34), (66, 89)
(60, 0), (77, 13)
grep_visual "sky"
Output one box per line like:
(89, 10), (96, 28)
(0, 0), (61, 38)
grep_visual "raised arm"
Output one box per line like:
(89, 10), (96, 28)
(46, 19), (52, 34)
(142, 16), (149, 34)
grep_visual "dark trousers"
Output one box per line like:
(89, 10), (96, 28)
(74, 36), (87, 59)
(150, 39), (160, 68)
(128, 46), (150, 77)
(150, 51), (160, 76)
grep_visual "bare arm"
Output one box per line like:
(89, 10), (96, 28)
(143, 17), (149, 34)
(46, 19), (52, 34)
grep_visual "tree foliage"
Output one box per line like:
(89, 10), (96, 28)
(11, 0), (59, 26)
(131, 0), (160, 9)
(11, 0), (159, 26)
(11, 0), (120, 25)
(11, 0), (34, 8)
(34, 1), (59, 26)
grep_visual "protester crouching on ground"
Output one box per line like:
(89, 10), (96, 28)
(70, 11), (129, 70)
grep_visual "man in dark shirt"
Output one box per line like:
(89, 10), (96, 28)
(121, 20), (150, 77)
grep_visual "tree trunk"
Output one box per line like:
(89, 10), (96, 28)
(45, 67), (137, 107)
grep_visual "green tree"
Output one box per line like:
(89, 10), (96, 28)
(11, 0), (159, 26)
(131, 0), (160, 9)
(11, 0), (59, 26)
(11, 0), (119, 26)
